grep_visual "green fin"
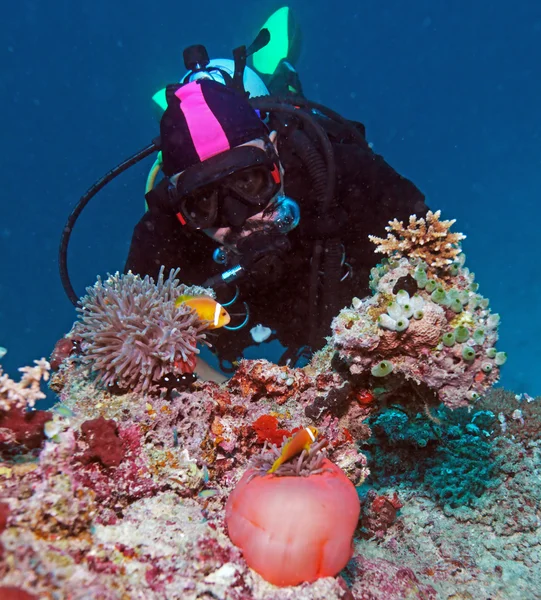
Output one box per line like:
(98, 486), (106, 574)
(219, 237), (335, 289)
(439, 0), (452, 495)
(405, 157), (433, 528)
(252, 6), (291, 76)
(151, 87), (167, 117)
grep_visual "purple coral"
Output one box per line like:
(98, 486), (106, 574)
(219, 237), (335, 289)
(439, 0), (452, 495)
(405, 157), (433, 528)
(73, 267), (208, 393)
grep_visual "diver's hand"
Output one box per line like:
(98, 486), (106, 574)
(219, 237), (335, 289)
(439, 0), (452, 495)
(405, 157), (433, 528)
(195, 357), (228, 384)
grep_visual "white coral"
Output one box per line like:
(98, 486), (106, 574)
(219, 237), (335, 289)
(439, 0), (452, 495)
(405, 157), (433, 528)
(0, 358), (50, 411)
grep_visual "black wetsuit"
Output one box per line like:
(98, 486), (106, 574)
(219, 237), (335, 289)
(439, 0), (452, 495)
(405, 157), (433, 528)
(125, 114), (428, 371)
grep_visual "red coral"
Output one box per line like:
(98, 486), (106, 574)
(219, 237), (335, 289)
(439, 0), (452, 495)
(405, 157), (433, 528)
(79, 417), (125, 468)
(252, 415), (294, 446)
(361, 490), (403, 538)
(355, 389), (376, 406)
(0, 407), (52, 454)
(49, 336), (81, 371)
(0, 502), (9, 533)
(0, 588), (37, 600)
(74, 424), (161, 516)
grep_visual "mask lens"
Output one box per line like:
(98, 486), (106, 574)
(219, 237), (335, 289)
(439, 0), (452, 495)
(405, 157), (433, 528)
(181, 188), (219, 229)
(228, 167), (272, 199)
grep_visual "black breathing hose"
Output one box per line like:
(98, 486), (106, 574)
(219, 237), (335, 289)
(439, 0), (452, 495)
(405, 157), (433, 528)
(249, 97), (343, 348)
(59, 141), (159, 306)
(249, 98), (336, 210)
(255, 95), (368, 147)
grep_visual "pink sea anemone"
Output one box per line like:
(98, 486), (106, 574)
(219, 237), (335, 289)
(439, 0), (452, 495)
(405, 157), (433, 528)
(225, 454), (360, 587)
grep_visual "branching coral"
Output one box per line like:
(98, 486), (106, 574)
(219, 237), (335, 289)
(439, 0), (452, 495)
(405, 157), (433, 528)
(0, 359), (50, 411)
(72, 267), (210, 394)
(368, 210), (466, 275)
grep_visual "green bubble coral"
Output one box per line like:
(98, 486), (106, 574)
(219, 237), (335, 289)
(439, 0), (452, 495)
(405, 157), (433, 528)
(462, 346), (476, 361)
(450, 298), (463, 313)
(431, 287), (447, 305)
(413, 268), (427, 288)
(371, 361), (394, 377)
(495, 352), (507, 366)
(442, 332), (456, 347)
(486, 313), (500, 329)
(455, 326), (470, 343)
(395, 317), (410, 332)
(425, 280), (437, 293)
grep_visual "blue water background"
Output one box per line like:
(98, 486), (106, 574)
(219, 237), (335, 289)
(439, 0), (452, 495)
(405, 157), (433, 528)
(1, 1), (540, 397)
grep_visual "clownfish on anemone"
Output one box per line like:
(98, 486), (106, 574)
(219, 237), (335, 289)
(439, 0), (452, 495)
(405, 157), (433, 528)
(268, 426), (319, 474)
(175, 295), (230, 329)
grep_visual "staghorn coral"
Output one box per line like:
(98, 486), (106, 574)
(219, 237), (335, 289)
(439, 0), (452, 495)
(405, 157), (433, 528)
(0, 359), (52, 456)
(368, 210), (466, 276)
(72, 267), (210, 394)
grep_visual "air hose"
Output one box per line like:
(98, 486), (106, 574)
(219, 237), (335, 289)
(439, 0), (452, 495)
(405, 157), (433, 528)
(59, 140), (160, 306)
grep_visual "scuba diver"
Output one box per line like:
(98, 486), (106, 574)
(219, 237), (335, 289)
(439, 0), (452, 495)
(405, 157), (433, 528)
(59, 7), (428, 382)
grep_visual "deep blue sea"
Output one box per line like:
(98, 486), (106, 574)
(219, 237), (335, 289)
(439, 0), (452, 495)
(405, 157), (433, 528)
(2, 1), (540, 398)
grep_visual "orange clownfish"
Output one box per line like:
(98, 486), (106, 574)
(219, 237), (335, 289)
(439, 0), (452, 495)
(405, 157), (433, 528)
(175, 295), (231, 329)
(267, 426), (319, 474)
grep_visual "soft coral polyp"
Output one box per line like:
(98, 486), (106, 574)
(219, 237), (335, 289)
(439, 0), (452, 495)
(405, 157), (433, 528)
(225, 459), (360, 587)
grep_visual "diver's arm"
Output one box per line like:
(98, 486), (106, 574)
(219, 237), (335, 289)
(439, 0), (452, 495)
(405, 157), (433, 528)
(195, 356), (228, 384)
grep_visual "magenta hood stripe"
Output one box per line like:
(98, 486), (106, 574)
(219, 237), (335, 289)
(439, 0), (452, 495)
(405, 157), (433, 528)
(175, 83), (230, 161)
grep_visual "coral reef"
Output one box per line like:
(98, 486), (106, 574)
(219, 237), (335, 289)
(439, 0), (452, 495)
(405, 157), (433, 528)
(2, 348), (538, 598)
(328, 213), (504, 409)
(0, 212), (538, 598)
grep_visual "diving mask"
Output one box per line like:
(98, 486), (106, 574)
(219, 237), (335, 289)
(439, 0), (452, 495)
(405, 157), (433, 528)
(170, 144), (281, 230)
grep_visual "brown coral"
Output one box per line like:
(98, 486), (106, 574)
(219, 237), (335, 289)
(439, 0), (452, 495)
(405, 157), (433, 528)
(368, 210), (466, 274)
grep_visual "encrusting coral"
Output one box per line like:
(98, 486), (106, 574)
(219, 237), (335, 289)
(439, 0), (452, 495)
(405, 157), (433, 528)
(368, 210), (466, 276)
(72, 267), (210, 394)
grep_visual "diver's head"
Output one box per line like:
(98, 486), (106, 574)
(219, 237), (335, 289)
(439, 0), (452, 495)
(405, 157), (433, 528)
(161, 79), (299, 252)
